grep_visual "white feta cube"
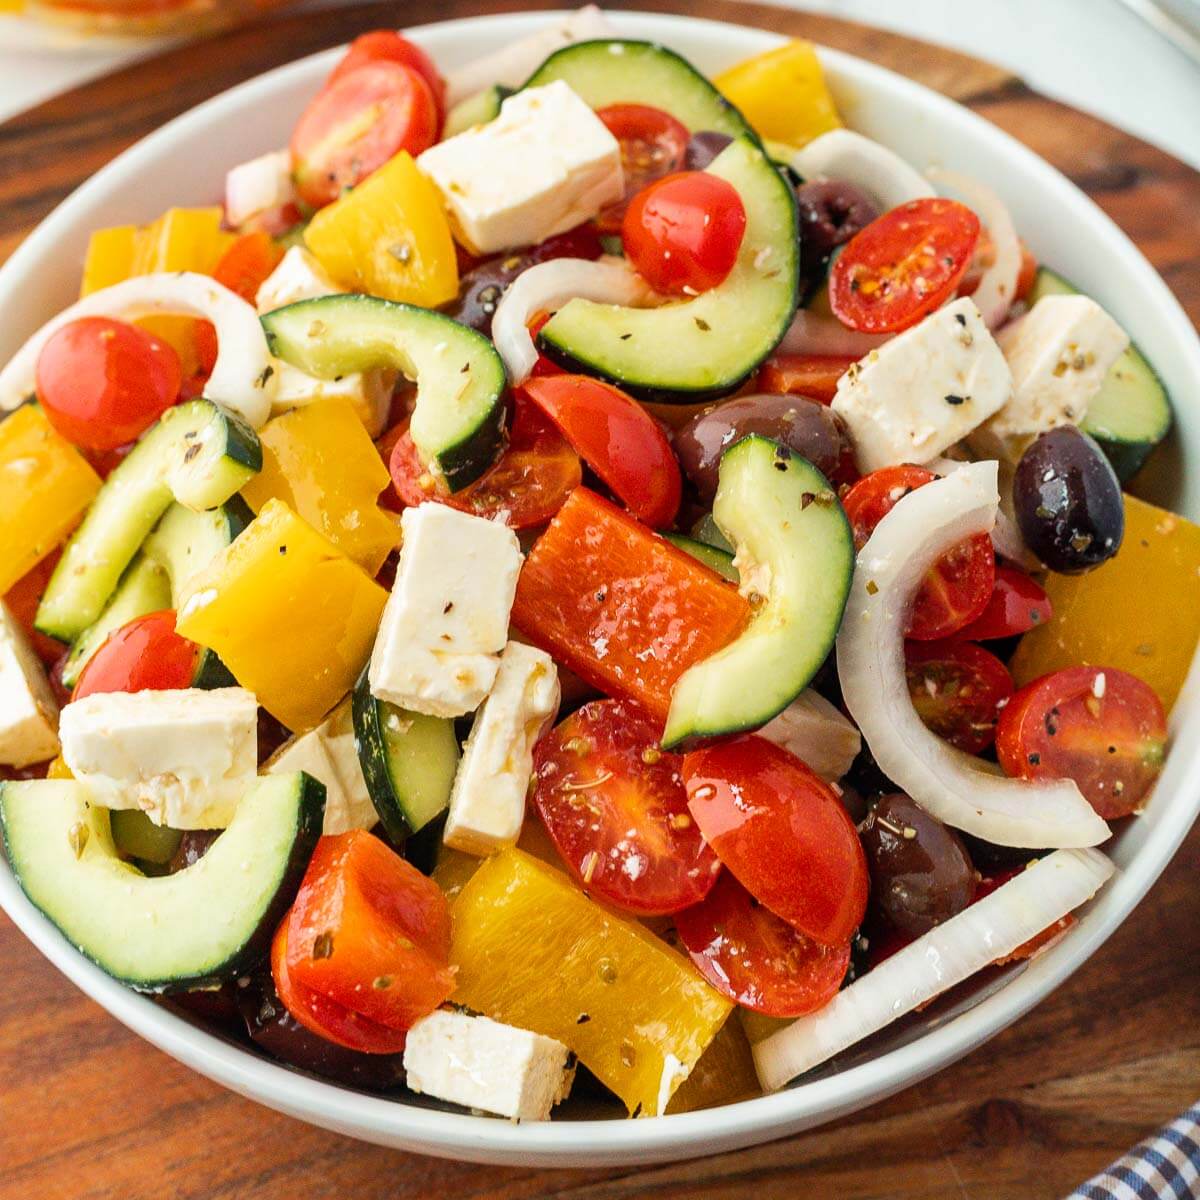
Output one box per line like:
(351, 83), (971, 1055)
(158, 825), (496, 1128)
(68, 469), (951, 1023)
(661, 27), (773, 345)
(0, 601), (59, 768)
(832, 297), (1012, 473)
(418, 81), (624, 254)
(403, 1009), (575, 1121)
(969, 294), (1129, 461)
(255, 246), (342, 312)
(224, 148), (295, 229)
(369, 504), (522, 718)
(60, 688), (259, 829)
(444, 642), (559, 857)
(757, 689), (861, 783)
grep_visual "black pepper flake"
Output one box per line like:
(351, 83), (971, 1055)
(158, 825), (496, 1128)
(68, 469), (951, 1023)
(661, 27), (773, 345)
(312, 931), (334, 960)
(694, 316), (711, 332)
(595, 587), (607, 603)
(619, 332), (633, 341)
(279, 545), (288, 556)
(944, 394), (966, 406)
(1044, 707), (1059, 736)
(183, 444), (202, 463)
(443, 601), (454, 614)
(256, 364), (275, 388)
(1027, 752), (1041, 766)
(576, 1013), (591, 1024)
(955, 313), (967, 327)
(460, 362), (470, 374)
(800, 492), (815, 509)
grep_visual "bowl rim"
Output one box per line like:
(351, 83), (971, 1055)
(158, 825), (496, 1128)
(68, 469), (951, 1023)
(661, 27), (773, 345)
(2, 8), (1199, 1167)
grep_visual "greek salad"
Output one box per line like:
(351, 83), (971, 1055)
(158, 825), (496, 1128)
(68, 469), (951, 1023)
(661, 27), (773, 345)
(1, 10), (1196, 1123)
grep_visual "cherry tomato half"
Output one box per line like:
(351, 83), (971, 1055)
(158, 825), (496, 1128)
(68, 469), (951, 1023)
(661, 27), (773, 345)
(271, 918), (409, 1054)
(531, 699), (722, 915)
(3, 553), (65, 668)
(674, 872), (851, 1016)
(905, 639), (1014, 754)
(594, 104), (690, 234)
(36, 317), (182, 451)
(955, 565), (1053, 642)
(72, 611), (200, 701)
(842, 465), (994, 640)
(520, 374), (682, 528)
(756, 353), (857, 406)
(830, 198), (981, 334)
(995, 666), (1167, 820)
(622, 170), (746, 296)
(291, 61), (438, 208)
(388, 398), (581, 529)
(327, 31), (447, 124)
(683, 736), (869, 946)
(212, 231), (285, 305)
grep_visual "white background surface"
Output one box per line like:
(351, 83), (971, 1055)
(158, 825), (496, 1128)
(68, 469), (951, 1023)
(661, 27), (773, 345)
(1, 0), (1199, 167)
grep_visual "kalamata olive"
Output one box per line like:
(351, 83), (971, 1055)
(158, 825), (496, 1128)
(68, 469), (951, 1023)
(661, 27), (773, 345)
(675, 392), (853, 503)
(443, 225), (603, 335)
(684, 131), (734, 172)
(167, 829), (219, 874)
(1013, 425), (1124, 573)
(794, 179), (878, 281)
(861, 793), (977, 937)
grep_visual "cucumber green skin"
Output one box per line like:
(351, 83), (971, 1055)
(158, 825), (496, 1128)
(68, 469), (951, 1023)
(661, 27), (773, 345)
(443, 85), (509, 137)
(262, 295), (506, 493)
(35, 400), (261, 642)
(664, 533), (739, 582)
(662, 436), (853, 749)
(0, 774), (324, 993)
(1027, 268), (1172, 482)
(690, 513), (735, 554)
(351, 668), (460, 843)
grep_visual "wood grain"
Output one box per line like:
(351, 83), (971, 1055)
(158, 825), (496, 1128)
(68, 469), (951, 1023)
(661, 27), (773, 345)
(2, 3), (1198, 1197)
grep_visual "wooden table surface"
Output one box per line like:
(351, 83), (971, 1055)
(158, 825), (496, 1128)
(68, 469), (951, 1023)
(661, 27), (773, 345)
(2, 3), (1199, 1197)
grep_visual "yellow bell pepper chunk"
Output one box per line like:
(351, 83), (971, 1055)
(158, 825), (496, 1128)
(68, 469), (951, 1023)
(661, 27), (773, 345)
(304, 152), (459, 307)
(665, 1015), (760, 1113)
(1011, 495), (1200, 712)
(0, 406), (101, 595)
(240, 399), (399, 575)
(177, 498), (387, 732)
(450, 849), (733, 1116)
(46, 756), (73, 780)
(81, 226), (139, 297)
(714, 40), (842, 148)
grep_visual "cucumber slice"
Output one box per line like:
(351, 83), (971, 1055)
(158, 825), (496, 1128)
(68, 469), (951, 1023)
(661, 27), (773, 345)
(444, 85), (509, 137)
(35, 400), (261, 642)
(352, 669), (460, 842)
(664, 533), (739, 582)
(523, 40), (757, 141)
(540, 139), (799, 402)
(690, 513), (735, 554)
(662, 436), (853, 749)
(1027, 268), (1171, 482)
(262, 295), (506, 492)
(0, 773), (323, 992)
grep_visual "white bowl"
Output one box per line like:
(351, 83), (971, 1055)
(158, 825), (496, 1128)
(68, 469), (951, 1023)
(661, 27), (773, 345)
(2, 8), (1199, 1170)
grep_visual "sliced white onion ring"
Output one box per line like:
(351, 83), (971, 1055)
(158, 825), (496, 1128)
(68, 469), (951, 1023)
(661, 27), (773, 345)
(753, 847), (1115, 1092)
(789, 130), (935, 213)
(777, 309), (891, 358)
(836, 460), (1109, 848)
(492, 256), (658, 384)
(926, 455), (1041, 570)
(927, 167), (1021, 330)
(0, 272), (276, 428)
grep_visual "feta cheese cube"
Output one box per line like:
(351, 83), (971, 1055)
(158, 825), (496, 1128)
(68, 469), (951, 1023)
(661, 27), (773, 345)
(264, 697), (376, 834)
(418, 81), (624, 254)
(255, 246), (342, 312)
(444, 642), (560, 856)
(60, 688), (258, 829)
(757, 689), (861, 783)
(224, 148), (295, 229)
(369, 505), (522, 718)
(968, 294), (1129, 461)
(0, 601), (59, 768)
(403, 1009), (575, 1121)
(832, 297), (1012, 473)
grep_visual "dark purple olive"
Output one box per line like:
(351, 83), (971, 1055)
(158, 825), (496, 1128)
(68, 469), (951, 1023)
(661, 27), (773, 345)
(442, 225), (604, 335)
(861, 793), (977, 937)
(1013, 425), (1124, 573)
(675, 392), (853, 503)
(794, 179), (878, 280)
(684, 131), (734, 172)
(167, 829), (220, 874)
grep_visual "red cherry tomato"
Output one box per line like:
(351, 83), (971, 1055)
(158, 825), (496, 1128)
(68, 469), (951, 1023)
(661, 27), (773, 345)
(531, 699), (722, 916)
(3, 552), (66, 668)
(905, 639), (1014, 754)
(212, 231), (285, 305)
(830, 198), (981, 333)
(683, 736), (869, 946)
(36, 317), (181, 451)
(291, 61), (438, 208)
(594, 104), (690, 234)
(995, 666), (1167, 819)
(271, 918), (409, 1054)
(327, 31), (446, 124)
(621, 170), (746, 295)
(756, 353), (857, 406)
(72, 611), (200, 701)
(675, 872), (850, 1016)
(388, 398), (581, 529)
(520, 374), (682, 528)
(842, 465), (994, 640)
(955, 565), (1053, 641)
(286, 830), (455, 1032)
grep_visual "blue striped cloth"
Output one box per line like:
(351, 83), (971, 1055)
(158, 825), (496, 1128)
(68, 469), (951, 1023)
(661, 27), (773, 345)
(1070, 1104), (1200, 1199)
